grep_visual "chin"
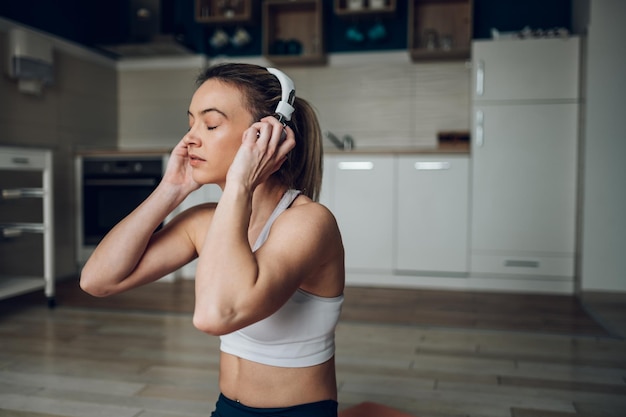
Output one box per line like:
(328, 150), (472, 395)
(192, 171), (223, 186)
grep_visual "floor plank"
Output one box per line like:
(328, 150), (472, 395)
(9, 279), (614, 337)
(1, 282), (625, 417)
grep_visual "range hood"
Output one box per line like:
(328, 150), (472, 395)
(99, 0), (194, 58)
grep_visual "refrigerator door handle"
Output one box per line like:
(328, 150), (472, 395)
(476, 60), (485, 96)
(476, 110), (484, 147)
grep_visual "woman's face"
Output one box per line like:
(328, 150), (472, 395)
(184, 79), (255, 186)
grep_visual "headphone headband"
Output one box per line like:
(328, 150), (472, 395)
(267, 67), (296, 123)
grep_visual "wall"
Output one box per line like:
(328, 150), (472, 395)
(579, 0), (626, 292)
(117, 56), (206, 148)
(0, 19), (118, 279)
(118, 52), (470, 150)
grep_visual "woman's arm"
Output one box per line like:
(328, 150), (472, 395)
(193, 192), (342, 335)
(80, 139), (202, 296)
(191, 117), (341, 335)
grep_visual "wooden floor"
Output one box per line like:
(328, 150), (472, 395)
(1, 279), (625, 417)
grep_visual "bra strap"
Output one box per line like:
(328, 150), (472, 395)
(252, 189), (301, 251)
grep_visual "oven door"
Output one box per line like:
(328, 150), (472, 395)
(76, 155), (166, 264)
(82, 177), (160, 245)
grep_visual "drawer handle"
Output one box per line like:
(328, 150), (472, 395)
(338, 161), (374, 170)
(2, 227), (23, 239)
(11, 157), (30, 165)
(1, 188), (44, 199)
(414, 162), (450, 170)
(505, 260), (540, 268)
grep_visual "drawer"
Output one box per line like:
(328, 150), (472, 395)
(0, 148), (49, 171)
(470, 252), (574, 278)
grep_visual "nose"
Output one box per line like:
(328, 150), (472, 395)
(184, 124), (201, 146)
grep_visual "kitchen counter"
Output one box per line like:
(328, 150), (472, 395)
(324, 142), (470, 155)
(76, 142), (470, 157)
(74, 148), (172, 157)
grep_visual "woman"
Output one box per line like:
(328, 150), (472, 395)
(80, 63), (345, 416)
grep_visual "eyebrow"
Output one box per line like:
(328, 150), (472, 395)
(187, 108), (228, 118)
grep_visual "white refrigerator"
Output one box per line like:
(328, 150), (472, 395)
(469, 37), (580, 285)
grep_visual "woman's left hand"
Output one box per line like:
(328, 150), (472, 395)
(226, 116), (296, 191)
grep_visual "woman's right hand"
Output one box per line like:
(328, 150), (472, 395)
(162, 138), (202, 197)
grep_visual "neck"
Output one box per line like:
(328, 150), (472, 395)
(249, 178), (289, 230)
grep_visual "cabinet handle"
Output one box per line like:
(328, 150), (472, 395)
(476, 60), (485, 96)
(11, 157), (30, 165)
(505, 260), (540, 268)
(414, 161), (450, 170)
(338, 161), (374, 170)
(476, 110), (484, 147)
(1, 188), (44, 199)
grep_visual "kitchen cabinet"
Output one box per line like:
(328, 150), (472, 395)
(470, 38), (580, 281)
(0, 146), (55, 306)
(195, 0), (253, 23)
(395, 155), (469, 274)
(408, 0), (473, 61)
(263, 0), (326, 66)
(325, 154), (394, 272)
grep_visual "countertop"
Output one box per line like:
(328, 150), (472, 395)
(75, 142), (470, 157)
(323, 142), (470, 155)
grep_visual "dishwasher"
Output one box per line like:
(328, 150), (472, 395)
(0, 146), (55, 307)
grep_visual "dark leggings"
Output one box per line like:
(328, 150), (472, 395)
(210, 393), (338, 417)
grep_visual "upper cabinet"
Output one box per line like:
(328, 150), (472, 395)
(408, 0), (473, 61)
(334, 0), (397, 15)
(195, 0), (253, 23)
(263, 0), (326, 66)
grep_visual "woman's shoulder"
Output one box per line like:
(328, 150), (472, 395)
(282, 196), (341, 235)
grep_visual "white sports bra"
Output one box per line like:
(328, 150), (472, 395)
(219, 189), (344, 367)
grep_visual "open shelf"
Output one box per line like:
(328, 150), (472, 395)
(334, 0), (396, 15)
(0, 147), (55, 307)
(263, 0), (326, 66)
(408, 0), (473, 62)
(195, 0), (253, 24)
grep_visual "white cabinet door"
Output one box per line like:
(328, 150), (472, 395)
(328, 155), (394, 271)
(396, 155), (469, 274)
(472, 37), (580, 101)
(470, 103), (578, 277)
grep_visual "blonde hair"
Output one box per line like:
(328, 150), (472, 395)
(196, 63), (323, 201)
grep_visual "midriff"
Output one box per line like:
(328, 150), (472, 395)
(219, 352), (338, 408)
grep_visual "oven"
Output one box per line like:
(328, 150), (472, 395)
(76, 153), (168, 264)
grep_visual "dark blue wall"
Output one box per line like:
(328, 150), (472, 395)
(473, 0), (572, 39)
(0, 0), (572, 58)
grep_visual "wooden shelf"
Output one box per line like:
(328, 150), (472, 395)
(195, 0), (253, 24)
(335, 0), (396, 16)
(0, 276), (48, 301)
(263, 0), (326, 66)
(408, 0), (473, 62)
(0, 146), (55, 307)
(409, 47), (471, 61)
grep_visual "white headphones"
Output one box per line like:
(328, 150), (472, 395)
(267, 67), (296, 125)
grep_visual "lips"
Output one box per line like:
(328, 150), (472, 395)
(188, 154), (206, 166)
(188, 154), (205, 162)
